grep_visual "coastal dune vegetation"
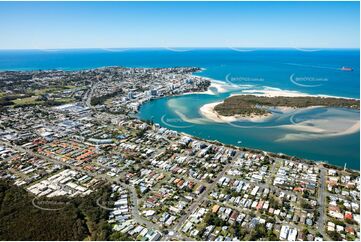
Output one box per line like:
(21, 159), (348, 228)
(214, 95), (360, 117)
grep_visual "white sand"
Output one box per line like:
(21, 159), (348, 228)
(199, 99), (360, 141)
(239, 87), (358, 100)
(276, 120), (360, 142)
(193, 79), (247, 95)
(198, 87), (317, 123)
(199, 86), (359, 125)
(189, 76), (360, 135)
(199, 101), (272, 123)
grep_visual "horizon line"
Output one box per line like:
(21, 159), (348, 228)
(0, 47), (360, 51)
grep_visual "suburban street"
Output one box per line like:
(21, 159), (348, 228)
(0, 140), (163, 235)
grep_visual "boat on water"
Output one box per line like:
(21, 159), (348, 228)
(340, 66), (353, 71)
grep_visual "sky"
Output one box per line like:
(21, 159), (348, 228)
(0, 1), (359, 49)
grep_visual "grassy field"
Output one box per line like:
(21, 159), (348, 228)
(13, 96), (43, 106)
(12, 96), (75, 107)
(32, 85), (79, 95)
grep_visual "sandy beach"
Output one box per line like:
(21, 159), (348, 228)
(192, 79), (242, 95)
(199, 86), (359, 124)
(198, 81), (358, 121)
(239, 88), (311, 97)
(199, 101), (272, 123)
(198, 87), (306, 123)
(238, 87), (358, 100)
(188, 77), (360, 144)
(200, 99), (360, 142)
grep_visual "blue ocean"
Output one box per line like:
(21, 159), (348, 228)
(0, 48), (359, 169)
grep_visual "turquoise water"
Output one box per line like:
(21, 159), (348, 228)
(139, 94), (359, 169)
(0, 48), (359, 169)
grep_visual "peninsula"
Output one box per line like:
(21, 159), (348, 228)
(0, 68), (359, 242)
(213, 95), (360, 117)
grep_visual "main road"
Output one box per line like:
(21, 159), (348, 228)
(170, 153), (239, 237)
(317, 166), (328, 239)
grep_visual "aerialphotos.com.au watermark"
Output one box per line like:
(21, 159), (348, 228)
(225, 118), (275, 129)
(32, 197), (70, 211)
(225, 112), (304, 130)
(291, 47), (322, 52)
(163, 46), (193, 52)
(289, 41), (324, 52)
(101, 48), (129, 52)
(290, 73), (328, 88)
(223, 106), (309, 129)
(289, 113), (301, 125)
(225, 73), (265, 86)
(161, 114), (194, 129)
(96, 197), (115, 211)
(227, 47), (256, 52)
(227, 44), (323, 53)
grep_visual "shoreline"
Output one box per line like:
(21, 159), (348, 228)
(199, 101), (273, 123)
(277, 119), (360, 142)
(238, 87), (360, 100)
(177, 129), (360, 172)
(142, 72), (360, 171)
(191, 78), (238, 95)
(198, 85), (359, 123)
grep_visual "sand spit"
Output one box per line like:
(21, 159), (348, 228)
(276, 120), (360, 142)
(199, 102), (272, 123)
